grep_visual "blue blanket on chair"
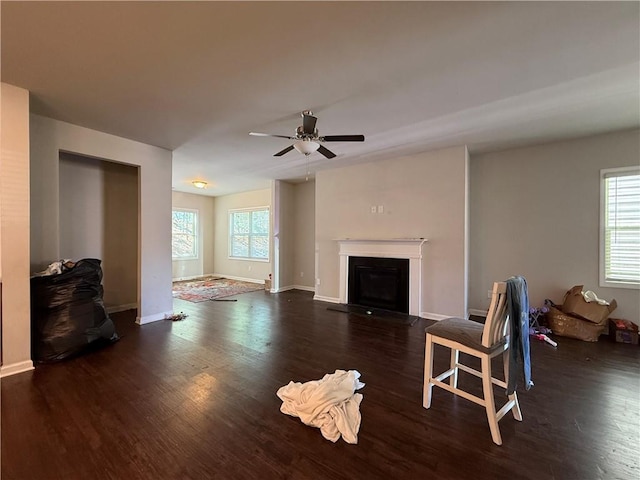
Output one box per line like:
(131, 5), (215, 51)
(506, 276), (533, 394)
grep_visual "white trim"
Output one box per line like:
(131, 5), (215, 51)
(211, 273), (263, 284)
(468, 308), (488, 318)
(106, 303), (138, 314)
(313, 295), (340, 304)
(172, 207), (199, 260)
(421, 312), (451, 321)
(136, 310), (174, 325)
(172, 274), (210, 282)
(292, 285), (315, 293)
(272, 285), (295, 293)
(1, 360), (34, 378)
(599, 166), (640, 289)
(228, 206), (270, 261)
(272, 285), (315, 293)
(337, 238), (427, 316)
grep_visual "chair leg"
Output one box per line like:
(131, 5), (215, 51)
(503, 350), (522, 421)
(449, 348), (459, 388)
(423, 333), (435, 409)
(481, 355), (502, 445)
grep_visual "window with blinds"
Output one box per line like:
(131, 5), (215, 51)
(600, 167), (640, 288)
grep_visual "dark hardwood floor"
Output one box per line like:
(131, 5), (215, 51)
(2, 290), (639, 480)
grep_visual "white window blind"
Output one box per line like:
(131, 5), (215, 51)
(601, 167), (640, 288)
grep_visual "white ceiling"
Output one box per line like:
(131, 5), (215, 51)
(2, 1), (639, 196)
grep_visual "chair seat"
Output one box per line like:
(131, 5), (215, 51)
(425, 317), (506, 354)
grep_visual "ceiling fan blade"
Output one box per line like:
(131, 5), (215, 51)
(302, 113), (317, 135)
(274, 145), (295, 157)
(317, 145), (336, 159)
(322, 135), (365, 142)
(250, 132), (295, 140)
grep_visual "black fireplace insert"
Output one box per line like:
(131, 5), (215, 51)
(348, 256), (409, 314)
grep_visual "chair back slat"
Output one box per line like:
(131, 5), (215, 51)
(482, 282), (509, 348)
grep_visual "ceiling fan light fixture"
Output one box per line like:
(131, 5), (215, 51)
(192, 180), (208, 189)
(293, 139), (320, 155)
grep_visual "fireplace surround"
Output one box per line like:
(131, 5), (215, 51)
(338, 239), (427, 316)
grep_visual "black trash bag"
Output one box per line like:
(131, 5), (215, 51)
(31, 258), (119, 363)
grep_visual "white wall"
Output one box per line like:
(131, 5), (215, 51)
(59, 153), (138, 310)
(315, 146), (469, 318)
(172, 191), (215, 279)
(30, 115), (173, 324)
(469, 129), (640, 322)
(0, 83), (33, 377)
(293, 181), (316, 290)
(213, 188), (272, 282)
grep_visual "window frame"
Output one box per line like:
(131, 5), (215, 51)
(599, 166), (640, 290)
(228, 206), (270, 262)
(172, 208), (199, 260)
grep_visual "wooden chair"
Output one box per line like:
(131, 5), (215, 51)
(422, 281), (522, 445)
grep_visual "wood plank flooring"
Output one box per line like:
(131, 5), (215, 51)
(2, 289), (639, 479)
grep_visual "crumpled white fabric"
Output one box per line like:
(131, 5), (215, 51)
(582, 290), (610, 306)
(276, 370), (365, 444)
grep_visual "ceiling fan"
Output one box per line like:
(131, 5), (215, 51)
(250, 110), (365, 159)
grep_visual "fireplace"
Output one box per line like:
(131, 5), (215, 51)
(348, 256), (409, 313)
(338, 238), (427, 316)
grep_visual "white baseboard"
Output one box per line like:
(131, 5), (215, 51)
(271, 285), (316, 293)
(212, 273), (263, 285)
(1, 360), (35, 378)
(172, 273), (219, 282)
(292, 285), (315, 292)
(106, 303), (138, 314)
(313, 295), (340, 304)
(420, 312), (452, 321)
(468, 308), (488, 318)
(136, 310), (174, 325)
(275, 285), (293, 293)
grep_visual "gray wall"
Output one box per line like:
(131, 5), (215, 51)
(59, 153), (138, 310)
(469, 128), (640, 322)
(315, 146), (469, 319)
(30, 114), (173, 324)
(213, 187), (272, 282)
(292, 181), (316, 290)
(276, 181), (295, 290)
(171, 191), (215, 279)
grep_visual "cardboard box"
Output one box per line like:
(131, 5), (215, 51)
(547, 306), (606, 342)
(609, 319), (639, 345)
(561, 285), (617, 325)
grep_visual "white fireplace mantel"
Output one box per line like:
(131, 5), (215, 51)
(337, 238), (427, 316)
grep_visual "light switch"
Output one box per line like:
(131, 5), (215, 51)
(371, 206), (377, 213)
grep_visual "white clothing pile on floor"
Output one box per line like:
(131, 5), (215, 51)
(276, 369), (365, 444)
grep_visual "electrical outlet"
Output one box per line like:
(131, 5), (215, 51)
(378, 205), (384, 214)
(370, 206), (377, 213)
(248, 265), (252, 271)
(487, 290), (492, 299)
(316, 278), (321, 286)
(300, 271), (304, 278)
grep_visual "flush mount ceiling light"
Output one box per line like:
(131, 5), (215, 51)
(293, 139), (320, 156)
(192, 181), (208, 189)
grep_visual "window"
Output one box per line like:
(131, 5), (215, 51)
(229, 207), (269, 260)
(172, 209), (198, 259)
(600, 167), (640, 288)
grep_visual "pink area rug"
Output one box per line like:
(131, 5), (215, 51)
(172, 276), (263, 303)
